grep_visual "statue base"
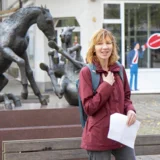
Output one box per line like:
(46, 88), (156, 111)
(0, 107), (82, 159)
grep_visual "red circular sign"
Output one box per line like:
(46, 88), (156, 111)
(147, 33), (160, 49)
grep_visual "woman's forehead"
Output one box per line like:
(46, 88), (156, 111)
(96, 35), (112, 42)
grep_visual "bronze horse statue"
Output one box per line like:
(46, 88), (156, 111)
(0, 6), (55, 108)
(40, 26), (85, 105)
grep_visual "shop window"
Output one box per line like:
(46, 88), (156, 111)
(125, 3), (160, 68)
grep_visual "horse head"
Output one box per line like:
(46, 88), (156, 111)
(37, 6), (55, 41)
(60, 26), (75, 45)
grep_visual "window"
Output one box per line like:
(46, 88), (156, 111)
(103, 3), (122, 63)
(103, 24), (122, 60)
(0, 0), (2, 22)
(104, 4), (120, 19)
(56, 17), (80, 27)
(125, 3), (160, 68)
(54, 17), (80, 45)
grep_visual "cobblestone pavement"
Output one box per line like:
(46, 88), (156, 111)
(131, 94), (160, 135)
(136, 155), (160, 160)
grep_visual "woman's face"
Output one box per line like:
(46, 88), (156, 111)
(95, 39), (113, 61)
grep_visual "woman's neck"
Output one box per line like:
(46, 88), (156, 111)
(99, 59), (109, 71)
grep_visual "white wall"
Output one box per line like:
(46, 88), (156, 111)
(34, 0), (104, 89)
(35, 0), (103, 58)
(5, 0), (15, 8)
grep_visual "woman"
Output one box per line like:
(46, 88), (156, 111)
(78, 29), (136, 160)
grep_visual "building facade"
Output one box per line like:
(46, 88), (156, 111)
(1, 0), (160, 92)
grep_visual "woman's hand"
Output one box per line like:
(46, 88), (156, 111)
(102, 71), (115, 85)
(127, 110), (136, 126)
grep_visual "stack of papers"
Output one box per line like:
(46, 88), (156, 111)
(108, 113), (141, 148)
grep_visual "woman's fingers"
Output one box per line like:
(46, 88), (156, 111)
(127, 110), (136, 126)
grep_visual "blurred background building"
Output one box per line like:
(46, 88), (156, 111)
(1, 0), (160, 93)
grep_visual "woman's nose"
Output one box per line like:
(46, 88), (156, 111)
(102, 43), (109, 48)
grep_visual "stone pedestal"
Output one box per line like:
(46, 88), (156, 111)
(0, 107), (82, 160)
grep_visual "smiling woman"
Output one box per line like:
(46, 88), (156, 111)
(78, 28), (136, 160)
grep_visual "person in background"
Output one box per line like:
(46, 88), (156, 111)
(78, 28), (136, 160)
(73, 35), (78, 45)
(127, 42), (145, 91)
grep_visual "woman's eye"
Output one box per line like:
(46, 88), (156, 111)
(106, 42), (112, 44)
(97, 42), (103, 45)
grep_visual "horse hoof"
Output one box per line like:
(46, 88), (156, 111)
(5, 102), (12, 110)
(15, 100), (22, 107)
(40, 98), (48, 105)
(40, 63), (48, 72)
(21, 92), (28, 99)
(57, 94), (63, 99)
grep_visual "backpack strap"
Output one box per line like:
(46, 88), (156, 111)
(116, 61), (124, 83)
(86, 63), (100, 92)
(76, 79), (87, 128)
(76, 64), (100, 128)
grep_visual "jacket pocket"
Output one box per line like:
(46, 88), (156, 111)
(88, 107), (108, 130)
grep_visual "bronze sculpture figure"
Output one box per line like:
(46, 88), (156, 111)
(40, 27), (85, 105)
(0, 6), (55, 108)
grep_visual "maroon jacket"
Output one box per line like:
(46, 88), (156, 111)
(79, 62), (135, 151)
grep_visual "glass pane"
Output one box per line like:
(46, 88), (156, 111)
(56, 17), (80, 27)
(103, 23), (122, 62)
(104, 4), (120, 19)
(125, 3), (160, 68)
(0, 0), (2, 22)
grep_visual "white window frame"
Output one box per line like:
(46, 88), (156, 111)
(102, 1), (125, 66)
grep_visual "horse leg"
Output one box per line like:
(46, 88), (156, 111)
(2, 94), (12, 109)
(0, 74), (8, 105)
(21, 51), (47, 105)
(0, 74), (9, 91)
(7, 93), (22, 107)
(40, 63), (63, 99)
(2, 47), (28, 98)
(59, 75), (70, 96)
(48, 40), (86, 69)
(0, 93), (21, 109)
(40, 50), (63, 98)
(0, 74), (12, 109)
(68, 44), (83, 61)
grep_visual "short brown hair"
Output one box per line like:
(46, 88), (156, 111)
(86, 29), (119, 66)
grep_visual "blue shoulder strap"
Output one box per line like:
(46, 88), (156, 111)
(76, 64), (100, 128)
(76, 79), (87, 128)
(86, 64), (100, 92)
(116, 61), (124, 83)
(87, 62), (123, 88)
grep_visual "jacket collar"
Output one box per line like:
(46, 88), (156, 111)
(93, 60), (120, 73)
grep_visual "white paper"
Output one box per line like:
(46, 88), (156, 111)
(107, 113), (140, 149)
